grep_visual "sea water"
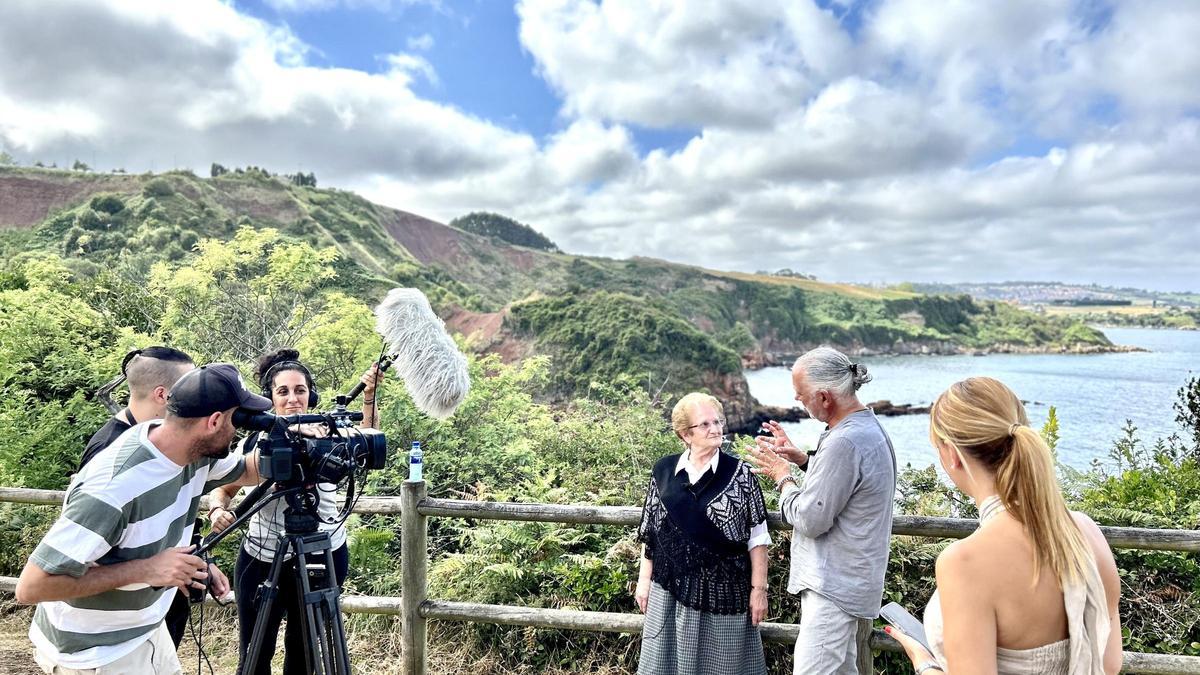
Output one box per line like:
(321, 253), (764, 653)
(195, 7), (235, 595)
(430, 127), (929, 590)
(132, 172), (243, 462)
(743, 328), (1200, 471)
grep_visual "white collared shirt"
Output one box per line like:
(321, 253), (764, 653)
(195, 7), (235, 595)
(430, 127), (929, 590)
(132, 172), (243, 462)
(675, 450), (772, 550)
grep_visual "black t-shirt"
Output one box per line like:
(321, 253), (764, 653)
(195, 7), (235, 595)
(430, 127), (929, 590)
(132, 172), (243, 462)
(78, 410), (135, 471)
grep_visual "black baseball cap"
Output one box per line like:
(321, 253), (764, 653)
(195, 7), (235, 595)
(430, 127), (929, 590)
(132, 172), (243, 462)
(167, 363), (272, 418)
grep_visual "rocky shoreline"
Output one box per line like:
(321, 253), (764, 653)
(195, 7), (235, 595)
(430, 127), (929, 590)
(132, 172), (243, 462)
(729, 400), (931, 435)
(742, 341), (1145, 369)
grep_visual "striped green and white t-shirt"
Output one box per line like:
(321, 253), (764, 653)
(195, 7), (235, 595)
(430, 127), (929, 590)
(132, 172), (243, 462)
(29, 421), (246, 669)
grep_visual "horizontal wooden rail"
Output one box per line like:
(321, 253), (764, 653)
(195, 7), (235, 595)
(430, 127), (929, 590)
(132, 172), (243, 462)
(419, 601), (1200, 674)
(417, 499), (1200, 551)
(419, 497), (639, 526)
(0, 577), (1192, 674)
(419, 599), (832, 646)
(2, 487), (1197, 552)
(0, 487), (61, 505)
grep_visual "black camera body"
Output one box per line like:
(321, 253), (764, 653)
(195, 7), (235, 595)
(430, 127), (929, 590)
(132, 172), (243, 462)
(232, 409), (388, 485)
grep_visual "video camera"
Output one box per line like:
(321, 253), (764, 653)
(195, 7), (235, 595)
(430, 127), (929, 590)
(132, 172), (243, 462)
(232, 407), (387, 485)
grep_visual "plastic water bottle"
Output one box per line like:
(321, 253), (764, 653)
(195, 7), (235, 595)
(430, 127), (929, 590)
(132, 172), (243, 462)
(407, 441), (423, 482)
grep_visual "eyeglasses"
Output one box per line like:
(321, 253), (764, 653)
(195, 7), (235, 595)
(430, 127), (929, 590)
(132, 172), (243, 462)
(687, 418), (726, 432)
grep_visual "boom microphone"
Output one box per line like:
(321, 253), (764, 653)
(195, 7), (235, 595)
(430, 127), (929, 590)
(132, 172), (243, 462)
(346, 288), (471, 419)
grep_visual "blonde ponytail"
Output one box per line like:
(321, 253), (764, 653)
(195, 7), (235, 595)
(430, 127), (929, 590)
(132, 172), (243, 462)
(930, 377), (1092, 585)
(995, 425), (1091, 584)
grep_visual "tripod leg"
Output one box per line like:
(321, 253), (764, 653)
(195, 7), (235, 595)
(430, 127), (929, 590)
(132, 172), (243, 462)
(317, 545), (352, 675)
(241, 538), (294, 675)
(291, 534), (352, 675)
(293, 550), (329, 675)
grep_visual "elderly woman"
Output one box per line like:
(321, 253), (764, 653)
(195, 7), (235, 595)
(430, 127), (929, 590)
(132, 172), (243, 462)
(889, 377), (1121, 675)
(634, 392), (770, 675)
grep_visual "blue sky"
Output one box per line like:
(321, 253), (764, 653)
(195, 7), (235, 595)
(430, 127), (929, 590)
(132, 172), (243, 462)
(240, 1), (559, 135)
(1, 0), (1198, 291)
(237, 0), (701, 154)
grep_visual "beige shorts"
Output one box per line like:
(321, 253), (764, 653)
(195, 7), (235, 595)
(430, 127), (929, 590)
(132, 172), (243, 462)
(34, 623), (181, 675)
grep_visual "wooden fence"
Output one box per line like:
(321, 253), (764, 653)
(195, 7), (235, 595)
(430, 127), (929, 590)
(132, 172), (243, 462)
(0, 485), (1198, 674)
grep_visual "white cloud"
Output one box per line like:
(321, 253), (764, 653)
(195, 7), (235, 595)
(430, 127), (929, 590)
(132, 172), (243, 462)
(0, 0), (524, 181)
(264, 0), (339, 11)
(382, 52), (438, 86)
(406, 33), (435, 51)
(543, 120), (638, 185)
(516, 0), (853, 129)
(1082, 1), (1200, 114)
(0, 0), (1197, 291)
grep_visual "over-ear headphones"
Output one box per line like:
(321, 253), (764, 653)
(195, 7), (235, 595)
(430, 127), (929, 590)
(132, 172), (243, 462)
(120, 348), (144, 377)
(260, 360), (319, 409)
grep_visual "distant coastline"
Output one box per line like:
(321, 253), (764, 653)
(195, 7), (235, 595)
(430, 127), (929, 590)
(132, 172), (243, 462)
(1090, 323), (1199, 332)
(744, 340), (1145, 369)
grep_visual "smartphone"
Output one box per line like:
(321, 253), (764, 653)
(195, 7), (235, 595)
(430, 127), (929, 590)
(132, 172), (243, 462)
(879, 602), (933, 654)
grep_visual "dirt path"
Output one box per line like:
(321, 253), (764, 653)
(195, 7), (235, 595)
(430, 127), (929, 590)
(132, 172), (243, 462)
(0, 608), (41, 675)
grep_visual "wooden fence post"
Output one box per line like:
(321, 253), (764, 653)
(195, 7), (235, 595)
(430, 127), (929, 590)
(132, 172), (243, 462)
(401, 480), (428, 675)
(856, 618), (875, 675)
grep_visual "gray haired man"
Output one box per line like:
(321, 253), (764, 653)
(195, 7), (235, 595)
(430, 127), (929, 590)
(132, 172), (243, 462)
(747, 347), (897, 674)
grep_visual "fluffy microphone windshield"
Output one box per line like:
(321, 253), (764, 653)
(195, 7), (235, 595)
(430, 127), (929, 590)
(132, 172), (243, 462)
(374, 288), (471, 419)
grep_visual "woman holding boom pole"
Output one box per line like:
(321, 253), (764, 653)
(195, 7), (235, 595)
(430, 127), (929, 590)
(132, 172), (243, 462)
(208, 348), (380, 675)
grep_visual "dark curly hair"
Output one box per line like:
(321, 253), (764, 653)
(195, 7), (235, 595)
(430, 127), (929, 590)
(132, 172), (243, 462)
(255, 347), (314, 392)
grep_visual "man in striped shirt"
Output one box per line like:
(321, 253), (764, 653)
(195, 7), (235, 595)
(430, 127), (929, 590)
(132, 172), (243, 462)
(16, 363), (272, 674)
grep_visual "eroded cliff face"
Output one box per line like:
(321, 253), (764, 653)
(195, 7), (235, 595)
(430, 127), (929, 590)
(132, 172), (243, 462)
(697, 370), (759, 434)
(0, 171), (143, 227)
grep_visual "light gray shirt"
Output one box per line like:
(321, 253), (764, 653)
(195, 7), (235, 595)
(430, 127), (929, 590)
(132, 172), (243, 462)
(781, 408), (896, 618)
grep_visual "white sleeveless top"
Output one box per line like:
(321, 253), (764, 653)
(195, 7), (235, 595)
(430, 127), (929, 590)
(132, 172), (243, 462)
(923, 551), (1110, 674)
(237, 435), (348, 561)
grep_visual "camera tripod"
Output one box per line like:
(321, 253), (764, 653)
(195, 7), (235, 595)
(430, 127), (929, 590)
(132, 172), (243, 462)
(198, 483), (352, 675)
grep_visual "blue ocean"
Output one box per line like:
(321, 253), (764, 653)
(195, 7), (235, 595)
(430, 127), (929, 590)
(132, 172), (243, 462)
(743, 328), (1200, 471)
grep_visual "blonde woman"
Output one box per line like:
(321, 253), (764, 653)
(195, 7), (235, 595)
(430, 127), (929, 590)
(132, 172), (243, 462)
(634, 393), (770, 675)
(889, 377), (1122, 675)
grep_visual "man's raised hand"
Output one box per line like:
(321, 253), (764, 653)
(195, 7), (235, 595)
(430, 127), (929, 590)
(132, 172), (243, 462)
(754, 421), (808, 467)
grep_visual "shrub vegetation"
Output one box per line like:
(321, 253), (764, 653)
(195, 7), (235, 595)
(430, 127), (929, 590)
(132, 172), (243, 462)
(0, 169), (1173, 671)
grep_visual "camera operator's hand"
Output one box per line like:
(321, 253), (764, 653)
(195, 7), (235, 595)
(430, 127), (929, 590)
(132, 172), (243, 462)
(291, 422), (329, 438)
(209, 505), (235, 533)
(208, 562), (232, 602)
(139, 546), (208, 593)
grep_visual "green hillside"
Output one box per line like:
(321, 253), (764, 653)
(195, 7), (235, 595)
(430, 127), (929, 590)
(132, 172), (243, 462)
(0, 166), (1112, 421)
(1, 167), (1195, 674)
